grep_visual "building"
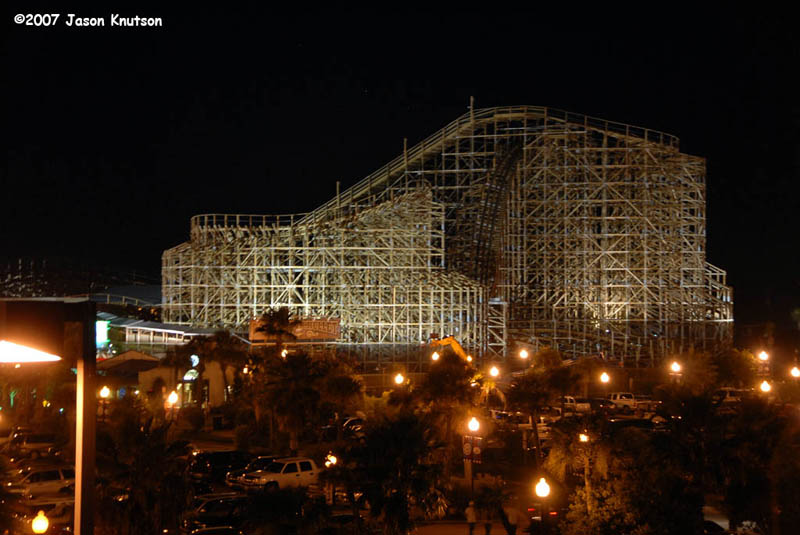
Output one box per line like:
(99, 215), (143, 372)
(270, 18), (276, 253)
(162, 106), (732, 367)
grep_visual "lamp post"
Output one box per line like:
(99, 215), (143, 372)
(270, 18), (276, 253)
(535, 477), (551, 533)
(167, 390), (179, 421)
(465, 417), (480, 497)
(760, 380), (771, 393)
(99, 385), (110, 422)
(489, 365), (499, 378)
(669, 361), (682, 385)
(394, 373), (405, 386)
(31, 510), (49, 534)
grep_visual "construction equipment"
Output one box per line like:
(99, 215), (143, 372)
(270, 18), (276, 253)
(429, 335), (471, 362)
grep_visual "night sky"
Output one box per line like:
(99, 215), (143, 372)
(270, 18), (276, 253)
(3, 7), (799, 348)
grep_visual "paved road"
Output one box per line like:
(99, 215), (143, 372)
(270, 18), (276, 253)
(416, 522), (509, 534)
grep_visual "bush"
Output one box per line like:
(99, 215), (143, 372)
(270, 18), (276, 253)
(235, 424), (253, 452)
(179, 406), (205, 432)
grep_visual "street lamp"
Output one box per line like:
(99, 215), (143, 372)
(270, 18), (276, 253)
(578, 433), (589, 443)
(489, 365), (499, 378)
(31, 510), (49, 534)
(99, 386), (111, 422)
(535, 477), (550, 498)
(324, 452), (337, 468)
(394, 373), (405, 385)
(760, 380), (771, 393)
(519, 349), (529, 360)
(791, 366), (800, 378)
(468, 417), (480, 433)
(281, 349), (288, 358)
(0, 340), (61, 363)
(167, 390), (178, 420)
(670, 361), (681, 374)
(466, 355), (473, 363)
(431, 351), (440, 362)
(758, 351), (769, 362)
(600, 372), (610, 384)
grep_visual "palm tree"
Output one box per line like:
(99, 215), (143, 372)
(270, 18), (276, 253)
(506, 370), (552, 469)
(255, 306), (301, 356)
(260, 351), (326, 453)
(202, 330), (249, 403)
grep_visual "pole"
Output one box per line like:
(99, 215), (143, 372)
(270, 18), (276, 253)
(71, 301), (96, 535)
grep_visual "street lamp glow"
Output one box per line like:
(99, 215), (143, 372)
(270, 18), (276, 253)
(468, 417), (480, 432)
(578, 433), (589, 443)
(519, 349), (529, 359)
(99, 386), (111, 399)
(535, 477), (551, 498)
(489, 365), (499, 377)
(431, 351), (440, 362)
(281, 349), (288, 358)
(325, 453), (337, 468)
(791, 366), (800, 378)
(0, 340), (61, 363)
(670, 361), (681, 373)
(32, 510), (49, 534)
(167, 390), (178, 405)
(600, 372), (610, 384)
(760, 380), (771, 393)
(758, 350), (769, 362)
(466, 355), (473, 363)
(394, 373), (405, 385)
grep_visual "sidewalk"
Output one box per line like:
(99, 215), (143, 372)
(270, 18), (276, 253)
(416, 522), (508, 534)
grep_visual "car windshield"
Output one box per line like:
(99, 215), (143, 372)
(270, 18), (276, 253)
(265, 462), (285, 473)
(251, 458), (273, 470)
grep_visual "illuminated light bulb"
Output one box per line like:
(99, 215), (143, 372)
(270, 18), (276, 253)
(579, 433), (589, 443)
(468, 417), (480, 432)
(791, 366), (800, 378)
(466, 355), (473, 362)
(431, 351), (440, 362)
(167, 391), (178, 405)
(758, 351), (769, 362)
(32, 510), (49, 534)
(535, 477), (550, 498)
(670, 361), (681, 373)
(100, 386), (111, 399)
(760, 380), (771, 393)
(489, 366), (499, 377)
(519, 349), (529, 359)
(600, 372), (610, 383)
(394, 373), (405, 385)
(281, 349), (288, 358)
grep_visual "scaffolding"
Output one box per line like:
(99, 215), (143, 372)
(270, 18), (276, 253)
(162, 106), (732, 365)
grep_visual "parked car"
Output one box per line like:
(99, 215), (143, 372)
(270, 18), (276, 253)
(588, 398), (616, 414)
(182, 495), (249, 533)
(225, 456), (277, 489)
(559, 396), (591, 414)
(189, 451), (252, 483)
(2, 432), (57, 459)
(189, 528), (246, 535)
(5, 464), (75, 497)
(239, 457), (319, 491)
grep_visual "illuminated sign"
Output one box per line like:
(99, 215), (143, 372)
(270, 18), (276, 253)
(96, 321), (110, 346)
(249, 317), (341, 344)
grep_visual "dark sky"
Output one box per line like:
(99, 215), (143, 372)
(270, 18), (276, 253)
(2, 6), (799, 341)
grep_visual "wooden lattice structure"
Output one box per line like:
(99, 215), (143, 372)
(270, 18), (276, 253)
(162, 106), (732, 365)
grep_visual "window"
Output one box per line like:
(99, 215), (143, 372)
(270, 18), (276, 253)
(283, 463), (298, 474)
(299, 461), (312, 472)
(61, 469), (75, 479)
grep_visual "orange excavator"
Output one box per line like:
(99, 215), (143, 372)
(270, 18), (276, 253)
(428, 335), (471, 362)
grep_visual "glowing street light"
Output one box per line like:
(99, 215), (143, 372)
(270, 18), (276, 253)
(468, 417), (480, 433)
(0, 340), (61, 363)
(790, 366), (800, 378)
(167, 390), (179, 405)
(31, 510), (49, 534)
(431, 351), (440, 362)
(394, 373), (405, 385)
(466, 355), (473, 363)
(670, 361), (682, 374)
(281, 349), (288, 358)
(535, 477), (551, 498)
(324, 452), (337, 468)
(578, 433), (589, 443)
(519, 349), (529, 359)
(600, 372), (610, 384)
(760, 380), (771, 393)
(758, 351), (769, 362)
(99, 386), (110, 399)
(489, 365), (499, 378)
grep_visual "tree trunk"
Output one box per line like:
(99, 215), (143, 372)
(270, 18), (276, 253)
(531, 409), (542, 469)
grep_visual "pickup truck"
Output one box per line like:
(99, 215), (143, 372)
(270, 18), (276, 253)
(608, 392), (660, 413)
(559, 396), (591, 414)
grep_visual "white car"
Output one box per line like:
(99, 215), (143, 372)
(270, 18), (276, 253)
(5, 465), (75, 497)
(239, 457), (319, 490)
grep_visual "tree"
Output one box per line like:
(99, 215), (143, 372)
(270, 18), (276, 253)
(506, 369), (553, 469)
(95, 397), (191, 535)
(325, 411), (446, 535)
(260, 351), (327, 453)
(711, 347), (758, 388)
(255, 306), (301, 356)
